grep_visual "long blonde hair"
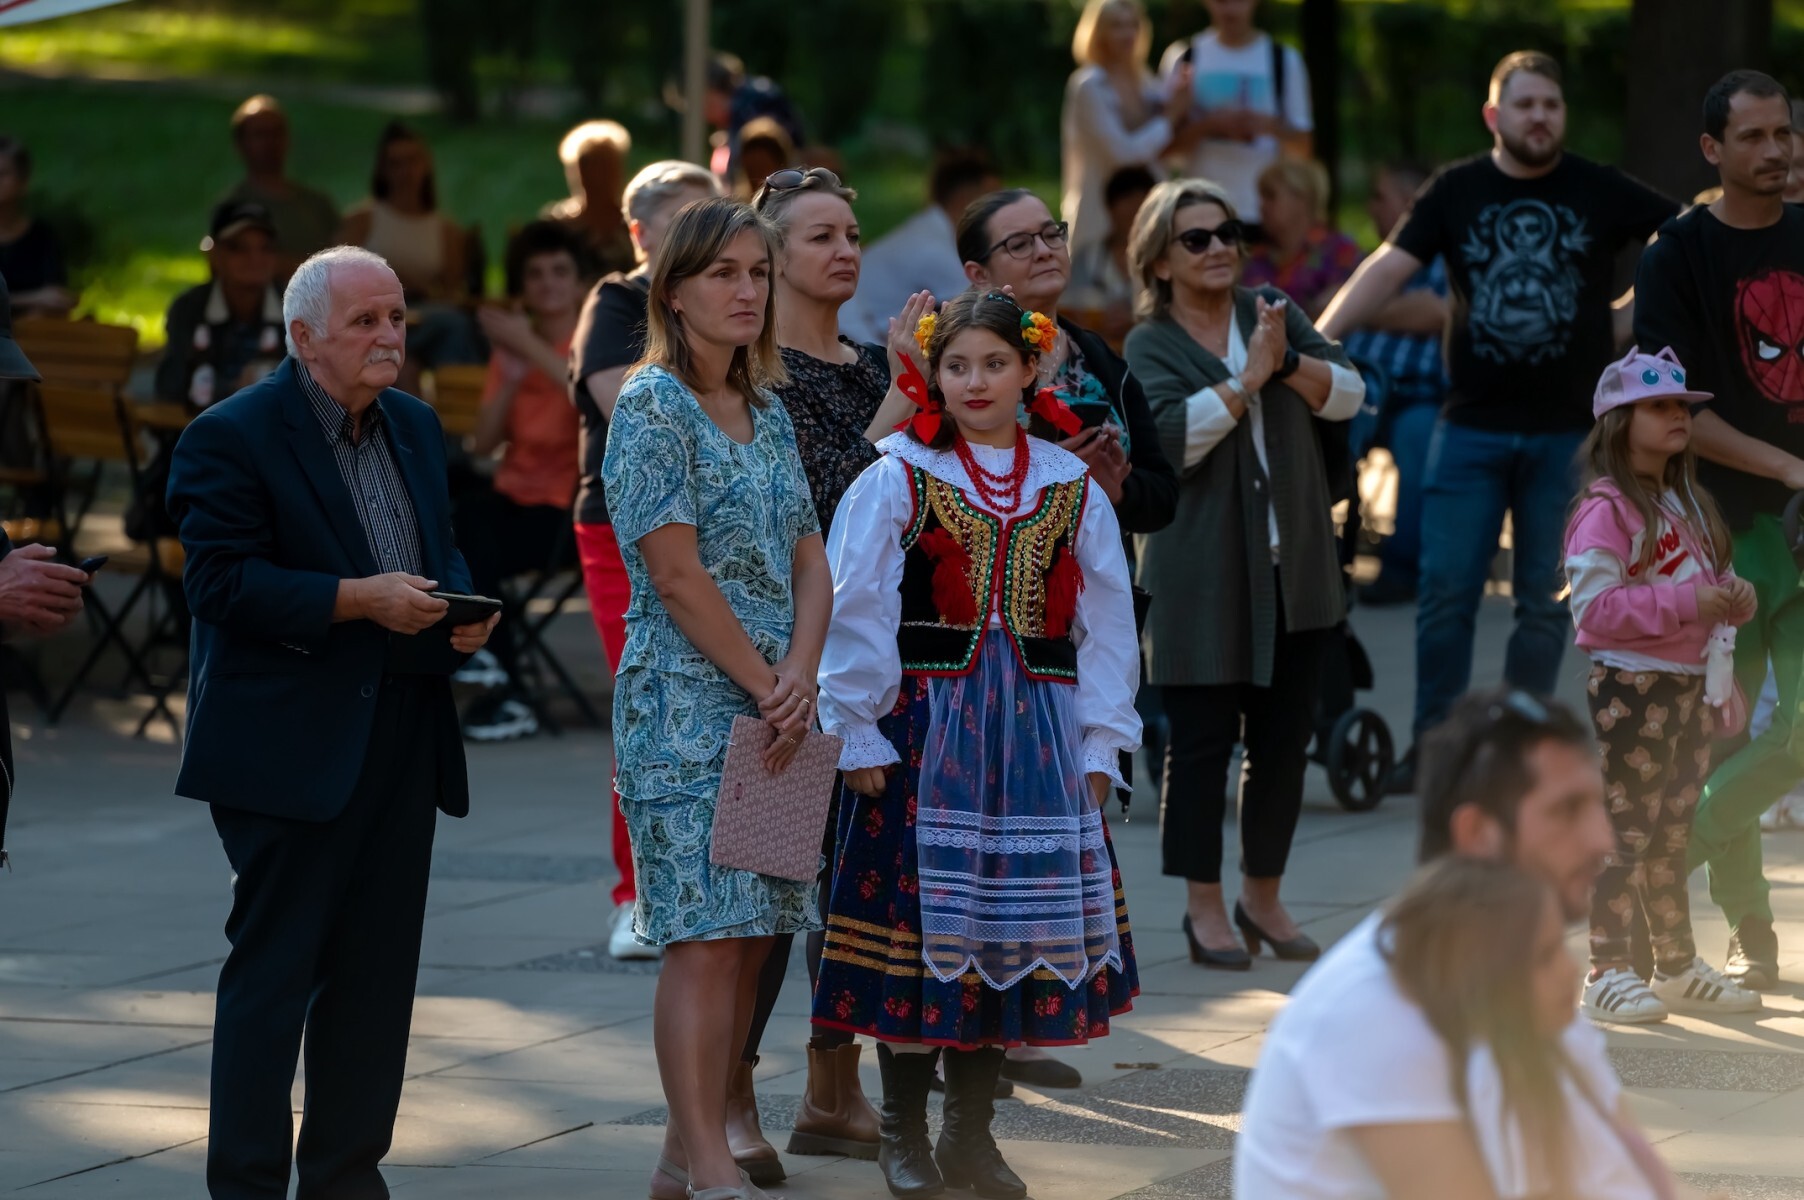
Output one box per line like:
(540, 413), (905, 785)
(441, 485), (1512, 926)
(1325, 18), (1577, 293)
(1072, 0), (1151, 70)
(638, 196), (787, 405)
(1570, 404), (1733, 577)
(1382, 859), (1577, 1200)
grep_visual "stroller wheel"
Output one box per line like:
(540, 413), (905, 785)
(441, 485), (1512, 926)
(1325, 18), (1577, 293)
(1327, 708), (1393, 812)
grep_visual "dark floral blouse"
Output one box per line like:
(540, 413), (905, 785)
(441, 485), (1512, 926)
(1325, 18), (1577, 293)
(776, 339), (888, 536)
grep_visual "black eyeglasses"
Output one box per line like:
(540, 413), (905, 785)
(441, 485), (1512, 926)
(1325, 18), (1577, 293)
(1175, 220), (1250, 254)
(980, 221), (1069, 262)
(755, 166), (842, 207)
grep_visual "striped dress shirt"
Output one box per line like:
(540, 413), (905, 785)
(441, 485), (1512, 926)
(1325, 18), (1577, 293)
(297, 363), (425, 577)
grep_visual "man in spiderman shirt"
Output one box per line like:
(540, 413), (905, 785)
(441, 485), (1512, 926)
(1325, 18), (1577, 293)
(1635, 69), (1804, 991)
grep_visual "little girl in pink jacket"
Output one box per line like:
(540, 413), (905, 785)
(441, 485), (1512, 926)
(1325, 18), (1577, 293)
(1564, 346), (1758, 1028)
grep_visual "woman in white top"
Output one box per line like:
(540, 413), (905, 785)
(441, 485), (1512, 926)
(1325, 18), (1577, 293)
(1381, 857), (1688, 1200)
(341, 121), (476, 390)
(1060, 0), (1189, 259)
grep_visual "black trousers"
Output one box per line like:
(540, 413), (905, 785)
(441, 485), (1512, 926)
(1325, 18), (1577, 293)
(1160, 588), (1328, 885)
(206, 677), (442, 1200)
(452, 488), (570, 675)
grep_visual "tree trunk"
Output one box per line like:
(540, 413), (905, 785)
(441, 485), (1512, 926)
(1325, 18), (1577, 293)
(1300, 0), (1340, 211)
(1624, 0), (1774, 203)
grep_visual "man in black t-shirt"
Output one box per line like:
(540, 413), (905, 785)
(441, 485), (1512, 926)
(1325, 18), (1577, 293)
(567, 159), (720, 962)
(1634, 70), (1804, 990)
(1321, 51), (1677, 788)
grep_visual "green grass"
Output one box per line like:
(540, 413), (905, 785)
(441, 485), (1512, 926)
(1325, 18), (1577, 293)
(3, 77), (1054, 349)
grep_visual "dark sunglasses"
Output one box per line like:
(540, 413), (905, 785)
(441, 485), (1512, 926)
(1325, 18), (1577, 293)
(756, 166), (842, 204)
(1175, 220), (1250, 254)
(980, 221), (1069, 262)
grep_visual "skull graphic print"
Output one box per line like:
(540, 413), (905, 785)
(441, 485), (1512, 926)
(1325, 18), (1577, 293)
(1735, 269), (1804, 406)
(1460, 199), (1589, 365)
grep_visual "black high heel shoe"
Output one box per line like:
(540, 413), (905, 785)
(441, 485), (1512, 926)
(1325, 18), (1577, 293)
(1234, 902), (1321, 962)
(1182, 914), (1251, 971)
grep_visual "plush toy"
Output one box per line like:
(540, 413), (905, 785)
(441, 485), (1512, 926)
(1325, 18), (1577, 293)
(1703, 623), (1737, 709)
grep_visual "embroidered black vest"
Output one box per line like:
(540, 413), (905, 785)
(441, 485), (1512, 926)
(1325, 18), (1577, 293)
(897, 465), (1088, 683)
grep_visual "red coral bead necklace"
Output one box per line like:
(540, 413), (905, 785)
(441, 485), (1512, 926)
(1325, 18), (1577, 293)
(954, 433), (1031, 511)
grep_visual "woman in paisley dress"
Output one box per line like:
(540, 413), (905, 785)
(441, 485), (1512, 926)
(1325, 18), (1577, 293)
(600, 196), (832, 1200)
(818, 291), (1142, 1199)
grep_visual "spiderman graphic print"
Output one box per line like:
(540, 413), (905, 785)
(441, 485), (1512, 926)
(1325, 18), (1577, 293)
(1631, 202), (1804, 529)
(1736, 269), (1804, 406)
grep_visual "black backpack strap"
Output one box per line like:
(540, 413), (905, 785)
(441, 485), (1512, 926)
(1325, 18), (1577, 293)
(1269, 35), (1286, 121)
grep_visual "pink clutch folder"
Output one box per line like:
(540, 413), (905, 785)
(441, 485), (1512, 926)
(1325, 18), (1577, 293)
(709, 715), (843, 882)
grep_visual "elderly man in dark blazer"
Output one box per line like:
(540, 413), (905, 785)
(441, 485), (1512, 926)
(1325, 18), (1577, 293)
(167, 245), (497, 1200)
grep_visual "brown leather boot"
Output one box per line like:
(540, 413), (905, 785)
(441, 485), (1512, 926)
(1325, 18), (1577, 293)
(726, 1057), (786, 1185)
(787, 1041), (881, 1160)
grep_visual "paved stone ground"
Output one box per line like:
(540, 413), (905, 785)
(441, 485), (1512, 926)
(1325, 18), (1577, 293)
(5, 586), (1804, 1198)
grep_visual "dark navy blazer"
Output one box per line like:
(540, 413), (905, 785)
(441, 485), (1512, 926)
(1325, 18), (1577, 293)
(167, 359), (473, 821)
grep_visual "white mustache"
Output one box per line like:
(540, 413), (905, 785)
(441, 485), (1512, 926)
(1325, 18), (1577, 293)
(366, 349), (402, 366)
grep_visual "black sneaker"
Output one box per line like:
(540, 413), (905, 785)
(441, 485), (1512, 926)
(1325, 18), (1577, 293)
(1727, 917), (1779, 991)
(1358, 574), (1417, 608)
(462, 694), (540, 742)
(1383, 746), (1416, 795)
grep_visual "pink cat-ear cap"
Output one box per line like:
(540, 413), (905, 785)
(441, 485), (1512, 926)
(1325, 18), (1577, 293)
(1594, 345), (1713, 419)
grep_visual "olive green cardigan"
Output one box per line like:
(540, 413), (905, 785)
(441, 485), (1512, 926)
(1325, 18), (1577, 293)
(1125, 285), (1355, 688)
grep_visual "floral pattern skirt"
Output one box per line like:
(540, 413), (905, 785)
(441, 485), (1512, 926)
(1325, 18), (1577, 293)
(812, 670), (1139, 1048)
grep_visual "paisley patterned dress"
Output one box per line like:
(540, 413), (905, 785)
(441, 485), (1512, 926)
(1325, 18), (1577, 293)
(601, 364), (824, 944)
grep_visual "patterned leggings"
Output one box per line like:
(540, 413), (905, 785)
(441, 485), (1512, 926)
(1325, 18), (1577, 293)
(1587, 665), (1716, 972)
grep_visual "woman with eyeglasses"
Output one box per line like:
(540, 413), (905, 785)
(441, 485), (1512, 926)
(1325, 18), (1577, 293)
(1123, 178), (1363, 971)
(955, 187), (1176, 1092)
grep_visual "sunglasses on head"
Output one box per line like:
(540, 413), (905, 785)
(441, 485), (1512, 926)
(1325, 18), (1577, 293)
(758, 166), (842, 199)
(1175, 220), (1250, 254)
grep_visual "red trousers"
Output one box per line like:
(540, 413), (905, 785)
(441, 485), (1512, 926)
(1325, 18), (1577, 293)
(576, 522), (635, 907)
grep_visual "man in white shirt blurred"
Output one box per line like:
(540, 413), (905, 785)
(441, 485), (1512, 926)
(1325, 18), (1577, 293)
(843, 151), (999, 343)
(1159, 0), (1313, 224)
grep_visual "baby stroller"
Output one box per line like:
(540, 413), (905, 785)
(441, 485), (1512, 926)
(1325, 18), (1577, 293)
(1306, 357), (1397, 812)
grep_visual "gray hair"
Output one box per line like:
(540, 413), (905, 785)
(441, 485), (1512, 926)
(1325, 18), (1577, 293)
(1127, 178), (1240, 321)
(283, 245), (394, 358)
(621, 159), (722, 227)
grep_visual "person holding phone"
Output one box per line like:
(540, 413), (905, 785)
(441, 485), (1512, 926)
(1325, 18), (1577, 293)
(166, 245), (497, 1200)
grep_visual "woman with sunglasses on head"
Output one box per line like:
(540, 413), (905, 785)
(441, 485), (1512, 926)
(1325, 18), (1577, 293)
(1124, 178), (1363, 971)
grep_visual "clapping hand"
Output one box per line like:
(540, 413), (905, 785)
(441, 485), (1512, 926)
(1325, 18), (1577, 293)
(1242, 296), (1289, 392)
(476, 305), (535, 355)
(887, 291), (938, 378)
(1062, 425), (1130, 504)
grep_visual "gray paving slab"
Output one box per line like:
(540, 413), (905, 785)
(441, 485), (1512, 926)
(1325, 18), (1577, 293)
(1, 594), (1801, 1197)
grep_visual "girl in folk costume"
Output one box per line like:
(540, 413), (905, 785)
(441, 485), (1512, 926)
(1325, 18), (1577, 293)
(816, 289), (1142, 1199)
(1565, 346), (1760, 1028)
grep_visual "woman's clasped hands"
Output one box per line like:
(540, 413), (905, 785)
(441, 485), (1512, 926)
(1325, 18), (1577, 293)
(758, 655), (820, 773)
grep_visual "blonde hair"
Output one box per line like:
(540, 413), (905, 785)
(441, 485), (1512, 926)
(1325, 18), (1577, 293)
(1127, 178), (1240, 320)
(1569, 404), (1734, 578)
(1072, 0), (1151, 70)
(751, 167), (859, 250)
(638, 197), (786, 405)
(559, 119), (631, 166)
(1258, 158), (1331, 225)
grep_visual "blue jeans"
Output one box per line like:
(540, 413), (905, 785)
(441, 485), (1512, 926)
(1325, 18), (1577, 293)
(1375, 400), (1439, 587)
(1412, 421), (1585, 739)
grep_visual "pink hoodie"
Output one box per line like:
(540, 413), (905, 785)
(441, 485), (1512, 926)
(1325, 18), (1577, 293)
(1564, 479), (1742, 671)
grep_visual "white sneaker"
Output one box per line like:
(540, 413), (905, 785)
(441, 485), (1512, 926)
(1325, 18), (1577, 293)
(1582, 966), (1669, 1025)
(453, 647), (508, 689)
(1652, 956), (1763, 1014)
(608, 902), (661, 961)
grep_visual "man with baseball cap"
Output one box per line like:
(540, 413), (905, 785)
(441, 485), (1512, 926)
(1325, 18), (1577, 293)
(0, 272), (95, 866)
(154, 201), (285, 411)
(1635, 69), (1804, 990)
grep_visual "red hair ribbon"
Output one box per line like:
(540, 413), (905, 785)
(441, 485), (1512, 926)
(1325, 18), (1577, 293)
(1029, 387), (1083, 438)
(893, 351), (942, 442)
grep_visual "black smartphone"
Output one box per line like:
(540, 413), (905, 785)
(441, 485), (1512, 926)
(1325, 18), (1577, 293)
(77, 555), (109, 574)
(428, 591), (503, 627)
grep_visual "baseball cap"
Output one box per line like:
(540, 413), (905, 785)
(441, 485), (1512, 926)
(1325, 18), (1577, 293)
(0, 274), (41, 382)
(1593, 345), (1712, 420)
(201, 200), (277, 252)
